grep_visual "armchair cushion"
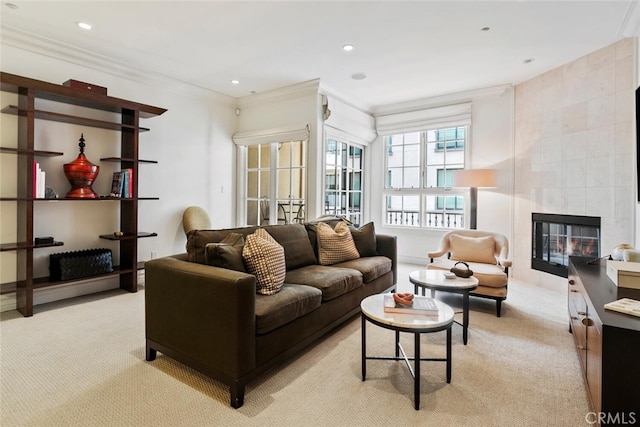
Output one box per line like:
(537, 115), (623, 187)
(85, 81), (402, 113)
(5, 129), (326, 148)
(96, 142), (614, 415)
(428, 260), (507, 288)
(450, 234), (497, 265)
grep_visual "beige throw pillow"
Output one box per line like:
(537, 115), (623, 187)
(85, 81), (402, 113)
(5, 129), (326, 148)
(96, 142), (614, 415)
(450, 234), (497, 265)
(317, 221), (360, 265)
(243, 228), (286, 295)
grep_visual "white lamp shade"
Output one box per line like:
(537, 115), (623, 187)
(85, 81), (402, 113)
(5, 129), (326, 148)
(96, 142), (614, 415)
(452, 169), (496, 188)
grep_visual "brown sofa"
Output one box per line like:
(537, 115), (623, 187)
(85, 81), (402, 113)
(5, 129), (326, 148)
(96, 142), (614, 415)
(144, 221), (396, 408)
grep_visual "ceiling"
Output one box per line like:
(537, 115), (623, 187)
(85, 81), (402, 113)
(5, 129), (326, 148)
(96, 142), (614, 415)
(1, 1), (638, 111)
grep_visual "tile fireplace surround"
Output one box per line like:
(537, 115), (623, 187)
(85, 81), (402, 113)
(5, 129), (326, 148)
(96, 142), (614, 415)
(513, 38), (635, 290)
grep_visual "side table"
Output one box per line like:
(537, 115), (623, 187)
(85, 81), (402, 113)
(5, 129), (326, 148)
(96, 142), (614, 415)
(409, 269), (478, 345)
(360, 294), (455, 410)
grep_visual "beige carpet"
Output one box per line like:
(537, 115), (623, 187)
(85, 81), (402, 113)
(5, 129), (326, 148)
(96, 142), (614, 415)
(1, 265), (590, 426)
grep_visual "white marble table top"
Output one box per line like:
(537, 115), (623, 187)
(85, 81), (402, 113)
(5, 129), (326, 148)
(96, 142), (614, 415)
(361, 294), (454, 330)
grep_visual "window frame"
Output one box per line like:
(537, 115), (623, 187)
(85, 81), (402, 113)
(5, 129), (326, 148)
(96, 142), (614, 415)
(323, 133), (365, 227)
(383, 125), (469, 229)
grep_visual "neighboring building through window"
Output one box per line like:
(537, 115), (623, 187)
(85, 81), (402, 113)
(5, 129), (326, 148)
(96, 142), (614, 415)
(384, 126), (466, 228)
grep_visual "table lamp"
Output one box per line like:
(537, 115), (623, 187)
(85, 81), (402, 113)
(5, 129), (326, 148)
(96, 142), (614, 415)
(452, 169), (496, 229)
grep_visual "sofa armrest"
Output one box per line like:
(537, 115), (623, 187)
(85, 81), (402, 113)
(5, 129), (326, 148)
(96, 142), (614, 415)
(376, 234), (397, 285)
(145, 255), (257, 378)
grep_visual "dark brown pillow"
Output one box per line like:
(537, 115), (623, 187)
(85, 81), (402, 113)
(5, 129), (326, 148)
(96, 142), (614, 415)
(186, 226), (257, 264)
(204, 233), (246, 272)
(350, 222), (377, 257)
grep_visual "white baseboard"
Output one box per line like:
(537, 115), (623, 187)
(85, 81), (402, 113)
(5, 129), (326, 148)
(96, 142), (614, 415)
(398, 255), (428, 266)
(0, 271), (145, 313)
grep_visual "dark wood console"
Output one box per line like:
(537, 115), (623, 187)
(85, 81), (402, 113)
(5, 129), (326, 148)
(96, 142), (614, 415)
(568, 257), (640, 423)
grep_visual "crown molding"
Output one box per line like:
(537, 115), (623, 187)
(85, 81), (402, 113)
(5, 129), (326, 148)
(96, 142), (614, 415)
(318, 81), (374, 114)
(235, 79), (321, 108)
(0, 25), (235, 106)
(372, 84), (512, 116)
(618, 0), (640, 37)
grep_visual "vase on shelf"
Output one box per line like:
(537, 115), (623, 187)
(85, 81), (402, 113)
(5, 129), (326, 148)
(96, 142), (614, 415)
(63, 133), (99, 198)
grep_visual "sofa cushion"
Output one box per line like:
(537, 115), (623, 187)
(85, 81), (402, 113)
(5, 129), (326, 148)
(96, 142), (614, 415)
(350, 222), (378, 257)
(450, 234), (497, 265)
(204, 233), (246, 272)
(187, 226), (258, 264)
(316, 222), (360, 265)
(285, 265), (363, 301)
(255, 284), (322, 334)
(243, 229), (286, 295)
(332, 256), (392, 283)
(263, 224), (317, 270)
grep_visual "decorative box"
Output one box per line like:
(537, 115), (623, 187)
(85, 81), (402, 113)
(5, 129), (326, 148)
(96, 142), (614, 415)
(50, 248), (113, 281)
(63, 79), (107, 95)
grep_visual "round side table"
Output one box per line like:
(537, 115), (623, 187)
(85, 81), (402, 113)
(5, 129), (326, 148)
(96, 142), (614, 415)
(409, 269), (478, 345)
(360, 293), (455, 410)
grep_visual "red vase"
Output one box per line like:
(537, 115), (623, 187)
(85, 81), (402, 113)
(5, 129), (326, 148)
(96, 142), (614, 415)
(64, 134), (99, 198)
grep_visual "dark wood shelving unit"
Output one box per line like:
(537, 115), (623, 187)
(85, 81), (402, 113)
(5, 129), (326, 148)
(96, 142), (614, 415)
(0, 71), (166, 316)
(0, 241), (64, 252)
(99, 232), (157, 241)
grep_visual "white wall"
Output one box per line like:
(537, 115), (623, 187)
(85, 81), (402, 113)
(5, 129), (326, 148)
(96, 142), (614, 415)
(370, 87), (515, 265)
(0, 43), (236, 310)
(234, 80), (327, 221)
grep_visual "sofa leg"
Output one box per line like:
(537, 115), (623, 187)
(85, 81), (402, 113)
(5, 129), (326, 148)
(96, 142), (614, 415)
(146, 345), (157, 361)
(496, 299), (502, 318)
(230, 384), (245, 408)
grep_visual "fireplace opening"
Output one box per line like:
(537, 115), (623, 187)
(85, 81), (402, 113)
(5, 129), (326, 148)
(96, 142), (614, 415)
(532, 213), (601, 278)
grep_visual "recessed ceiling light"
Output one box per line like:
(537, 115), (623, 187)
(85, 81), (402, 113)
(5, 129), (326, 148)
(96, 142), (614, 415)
(481, 27), (490, 32)
(77, 22), (92, 30)
(351, 73), (366, 80)
(231, 80), (240, 85)
(524, 58), (535, 64)
(342, 44), (354, 52)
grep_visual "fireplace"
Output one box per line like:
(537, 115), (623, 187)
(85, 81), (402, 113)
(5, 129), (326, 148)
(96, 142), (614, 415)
(532, 213), (601, 278)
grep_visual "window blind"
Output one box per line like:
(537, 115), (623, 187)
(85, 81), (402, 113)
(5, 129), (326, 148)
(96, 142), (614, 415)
(233, 124), (310, 146)
(375, 102), (471, 135)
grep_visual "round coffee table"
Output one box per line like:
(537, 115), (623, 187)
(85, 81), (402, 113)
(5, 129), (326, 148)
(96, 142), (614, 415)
(360, 293), (455, 410)
(409, 269), (479, 345)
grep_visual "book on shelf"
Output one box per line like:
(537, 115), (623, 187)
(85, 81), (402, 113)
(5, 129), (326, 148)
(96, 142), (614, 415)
(121, 168), (133, 198)
(32, 161), (45, 198)
(110, 171), (123, 197)
(604, 298), (640, 318)
(383, 294), (439, 315)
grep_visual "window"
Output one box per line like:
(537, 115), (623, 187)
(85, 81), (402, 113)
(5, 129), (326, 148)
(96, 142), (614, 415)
(244, 140), (307, 226)
(384, 126), (467, 228)
(324, 138), (364, 226)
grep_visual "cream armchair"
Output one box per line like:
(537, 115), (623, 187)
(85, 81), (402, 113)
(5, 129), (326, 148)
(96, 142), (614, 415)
(427, 230), (511, 317)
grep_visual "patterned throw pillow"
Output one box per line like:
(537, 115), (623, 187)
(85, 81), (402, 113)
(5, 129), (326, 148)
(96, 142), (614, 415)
(242, 228), (286, 295)
(317, 221), (360, 265)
